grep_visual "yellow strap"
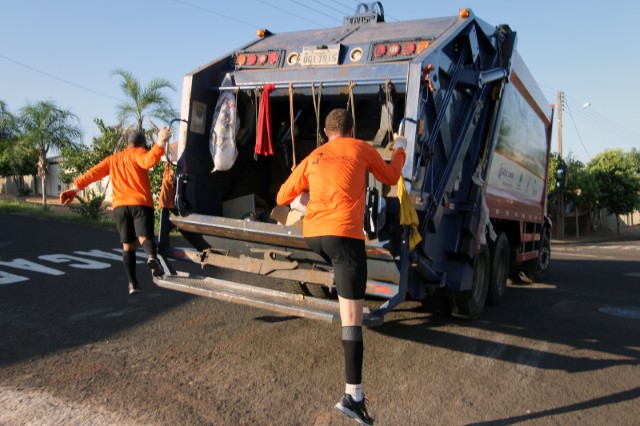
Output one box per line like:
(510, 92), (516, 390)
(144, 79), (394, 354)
(398, 176), (422, 250)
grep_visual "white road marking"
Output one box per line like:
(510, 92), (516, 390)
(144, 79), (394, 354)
(0, 270), (28, 285)
(599, 306), (640, 320)
(0, 258), (64, 275)
(38, 254), (111, 269)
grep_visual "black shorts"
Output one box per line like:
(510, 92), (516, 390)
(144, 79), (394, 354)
(114, 206), (155, 243)
(305, 236), (367, 300)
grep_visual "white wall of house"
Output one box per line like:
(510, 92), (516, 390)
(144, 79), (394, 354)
(0, 175), (36, 195)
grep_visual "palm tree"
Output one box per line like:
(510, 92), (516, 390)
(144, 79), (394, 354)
(18, 100), (82, 207)
(0, 99), (15, 141)
(112, 69), (177, 132)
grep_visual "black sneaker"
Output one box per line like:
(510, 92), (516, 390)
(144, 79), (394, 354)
(128, 282), (142, 295)
(335, 393), (374, 425)
(147, 257), (164, 277)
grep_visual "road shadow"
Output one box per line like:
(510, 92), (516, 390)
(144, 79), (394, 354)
(467, 386), (640, 425)
(372, 256), (640, 374)
(0, 213), (208, 368)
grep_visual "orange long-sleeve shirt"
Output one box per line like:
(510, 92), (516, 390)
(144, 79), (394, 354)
(276, 137), (406, 240)
(73, 144), (165, 209)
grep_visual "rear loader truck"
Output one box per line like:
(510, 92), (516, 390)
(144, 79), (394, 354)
(154, 3), (554, 325)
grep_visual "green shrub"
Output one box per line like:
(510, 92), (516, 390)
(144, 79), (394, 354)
(70, 189), (107, 220)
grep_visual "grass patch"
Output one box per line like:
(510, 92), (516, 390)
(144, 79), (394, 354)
(0, 196), (115, 227)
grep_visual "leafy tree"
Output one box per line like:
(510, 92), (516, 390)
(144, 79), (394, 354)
(0, 101), (38, 194)
(59, 119), (124, 185)
(112, 69), (177, 131)
(17, 100), (82, 207)
(587, 149), (640, 234)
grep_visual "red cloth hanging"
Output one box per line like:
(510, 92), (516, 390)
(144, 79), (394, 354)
(255, 84), (276, 157)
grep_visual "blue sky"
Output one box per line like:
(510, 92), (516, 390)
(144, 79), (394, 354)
(1, 0), (638, 165)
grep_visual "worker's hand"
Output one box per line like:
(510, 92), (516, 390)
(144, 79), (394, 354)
(60, 188), (78, 205)
(156, 127), (172, 147)
(290, 191), (309, 214)
(393, 135), (407, 152)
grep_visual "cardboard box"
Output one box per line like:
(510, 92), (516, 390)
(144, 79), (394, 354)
(270, 205), (304, 226)
(223, 194), (268, 220)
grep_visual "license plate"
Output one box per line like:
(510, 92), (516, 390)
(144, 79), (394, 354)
(299, 46), (340, 66)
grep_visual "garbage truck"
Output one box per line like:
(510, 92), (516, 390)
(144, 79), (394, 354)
(155, 3), (554, 324)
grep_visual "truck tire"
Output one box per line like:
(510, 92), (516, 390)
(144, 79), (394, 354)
(452, 245), (489, 319)
(487, 232), (509, 305)
(519, 232), (551, 282)
(299, 283), (334, 299)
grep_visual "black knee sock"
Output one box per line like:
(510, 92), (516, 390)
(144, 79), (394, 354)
(341, 326), (363, 385)
(142, 239), (156, 258)
(123, 250), (138, 284)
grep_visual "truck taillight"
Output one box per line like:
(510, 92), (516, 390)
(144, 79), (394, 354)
(370, 39), (431, 62)
(402, 42), (415, 56)
(373, 44), (387, 58)
(416, 40), (430, 54)
(234, 50), (283, 69)
(388, 42), (401, 57)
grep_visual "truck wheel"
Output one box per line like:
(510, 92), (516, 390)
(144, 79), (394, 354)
(452, 245), (489, 319)
(487, 233), (509, 305)
(300, 283), (334, 299)
(520, 232), (551, 282)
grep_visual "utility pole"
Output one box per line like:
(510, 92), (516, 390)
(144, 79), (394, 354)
(557, 90), (564, 240)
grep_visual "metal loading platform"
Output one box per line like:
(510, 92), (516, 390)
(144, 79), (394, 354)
(154, 274), (385, 326)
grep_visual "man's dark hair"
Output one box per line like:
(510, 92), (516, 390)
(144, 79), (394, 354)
(128, 130), (147, 148)
(324, 108), (353, 136)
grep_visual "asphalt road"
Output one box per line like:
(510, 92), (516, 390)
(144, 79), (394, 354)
(1, 213), (639, 425)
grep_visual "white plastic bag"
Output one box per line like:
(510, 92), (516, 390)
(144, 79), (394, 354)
(209, 90), (238, 172)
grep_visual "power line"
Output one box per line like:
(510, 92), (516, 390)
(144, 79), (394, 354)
(0, 53), (122, 102)
(288, 0), (342, 23)
(564, 98), (591, 161)
(541, 86), (639, 150)
(172, 0), (257, 28)
(256, 0), (326, 27)
(322, 0), (354, 14)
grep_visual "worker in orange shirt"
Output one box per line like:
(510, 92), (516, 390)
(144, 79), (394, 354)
(60, 127), (171, 295)
(277, 108), (407, 425)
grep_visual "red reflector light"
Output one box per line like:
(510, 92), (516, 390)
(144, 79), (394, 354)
(246, 53), (257, 65)
(268, 51), (279, 64)
(257, 53), (268, 65)
(372, 284), (392, 295)
(388, 42), (401, 57)
(373, 44), (387, 58)
(402, 42), (415, 56)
